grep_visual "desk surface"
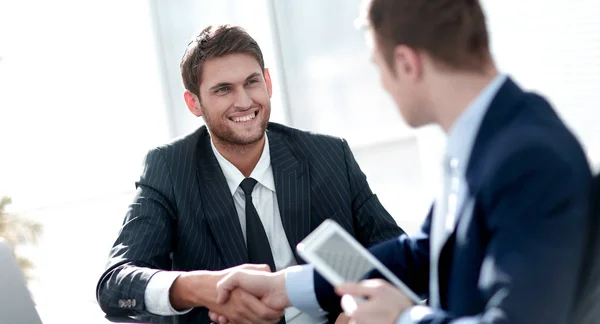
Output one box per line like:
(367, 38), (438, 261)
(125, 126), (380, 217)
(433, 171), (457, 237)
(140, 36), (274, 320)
(36, 302), (149, 324)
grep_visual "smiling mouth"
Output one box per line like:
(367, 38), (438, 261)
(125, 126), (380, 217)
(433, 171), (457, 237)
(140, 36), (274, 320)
(229, 111), (258, 123)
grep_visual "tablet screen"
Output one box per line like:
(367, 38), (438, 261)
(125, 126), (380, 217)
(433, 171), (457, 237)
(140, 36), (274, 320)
(315, 231), (375, 282)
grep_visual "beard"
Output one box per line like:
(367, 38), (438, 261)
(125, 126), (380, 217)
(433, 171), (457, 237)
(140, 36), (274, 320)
(202, 105), (270, 148)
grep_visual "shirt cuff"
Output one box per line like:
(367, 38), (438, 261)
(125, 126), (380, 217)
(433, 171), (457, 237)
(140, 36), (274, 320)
(396, 305), (434, 324)
(144, 271), (193, 316)
(285, 265), (328, 318)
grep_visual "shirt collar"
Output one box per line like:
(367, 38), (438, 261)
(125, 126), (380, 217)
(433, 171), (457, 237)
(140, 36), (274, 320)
(446, 74), (507, 172)
(210, 134), (276, 195)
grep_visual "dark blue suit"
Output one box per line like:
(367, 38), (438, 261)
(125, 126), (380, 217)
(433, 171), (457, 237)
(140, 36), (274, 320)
(96, 123), (405, 323)
(314, 78), (593, 323)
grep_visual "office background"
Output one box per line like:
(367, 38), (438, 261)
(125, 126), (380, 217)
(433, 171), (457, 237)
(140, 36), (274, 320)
(0, 0), (598, 314)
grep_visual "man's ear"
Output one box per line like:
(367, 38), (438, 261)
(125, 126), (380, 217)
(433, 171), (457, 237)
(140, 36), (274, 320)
(393, 45), (423, 81)
(264, 68), (273, 98)
(183, 90), (203, 117)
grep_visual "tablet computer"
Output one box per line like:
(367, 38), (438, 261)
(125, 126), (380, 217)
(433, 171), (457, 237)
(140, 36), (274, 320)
(296, 219), (421, 304)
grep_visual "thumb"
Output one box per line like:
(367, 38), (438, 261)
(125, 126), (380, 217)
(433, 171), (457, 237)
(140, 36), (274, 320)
(238, 263), (271, 272)
(336, 283), (367, 297)
(340, 294), (359, 317)
(216, 272), (239, 304)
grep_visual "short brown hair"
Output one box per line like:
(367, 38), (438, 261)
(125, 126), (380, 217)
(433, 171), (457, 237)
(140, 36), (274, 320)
(180, 25), (265, 97)
(362, 0), (490, 71)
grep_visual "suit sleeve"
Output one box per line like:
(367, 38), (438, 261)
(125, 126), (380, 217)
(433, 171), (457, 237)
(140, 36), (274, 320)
(341, 139), (406, 246)
(315, 210), (432, 315)
(408, 144), (591, 324)
(96, 148), (176, 316)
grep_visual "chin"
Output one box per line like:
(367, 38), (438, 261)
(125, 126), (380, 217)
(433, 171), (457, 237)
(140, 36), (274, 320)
(231, 129), (265, 146)
(398, 105), (429, 129)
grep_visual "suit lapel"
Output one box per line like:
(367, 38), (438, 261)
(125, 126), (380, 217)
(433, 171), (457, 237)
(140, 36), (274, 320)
(268, 130), (311, 263)
(445, 77), (525, 239)
(436, 78), (526, 300)
(466, 77), (525, 192)
(195, 128), (247, 267)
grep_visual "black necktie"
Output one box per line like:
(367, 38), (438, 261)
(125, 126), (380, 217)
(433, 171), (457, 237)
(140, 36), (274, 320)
(239, 178), (286, 324)
(239, 178), (277, 272)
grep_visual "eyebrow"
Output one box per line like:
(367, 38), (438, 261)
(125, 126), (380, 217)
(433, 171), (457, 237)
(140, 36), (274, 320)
(208, 72), (261, 91)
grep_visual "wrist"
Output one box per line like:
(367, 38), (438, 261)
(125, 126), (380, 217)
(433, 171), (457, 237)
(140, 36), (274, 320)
(169, 271), (223, 309)
(276, 269), (292, 308)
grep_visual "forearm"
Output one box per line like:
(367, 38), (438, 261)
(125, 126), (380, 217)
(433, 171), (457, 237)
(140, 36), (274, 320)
(367, 235), (430, 297)
(168, 270), (224, 310)
(96, 263), (161, 316)
(285, 265), (328, 317)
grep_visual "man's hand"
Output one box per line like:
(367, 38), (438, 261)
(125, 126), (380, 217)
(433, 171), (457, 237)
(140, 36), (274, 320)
(206, 288), (283, 324)
(334, 313), (351, 324)
(216, 268), (291, 310)
(335, 279), (414, 324)
(169, 263), (273, 310)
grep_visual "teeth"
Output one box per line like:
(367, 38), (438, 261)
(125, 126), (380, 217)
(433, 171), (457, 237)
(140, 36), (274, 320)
(232, 112), (256, 123)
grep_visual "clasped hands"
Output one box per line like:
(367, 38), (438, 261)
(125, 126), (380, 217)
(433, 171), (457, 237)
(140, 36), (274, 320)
(208, 264), (414, 324)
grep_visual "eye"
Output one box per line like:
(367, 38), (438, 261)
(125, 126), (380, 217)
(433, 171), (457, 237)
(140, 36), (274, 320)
(215, 86), (231, 94)
(246, 78), (259, 86)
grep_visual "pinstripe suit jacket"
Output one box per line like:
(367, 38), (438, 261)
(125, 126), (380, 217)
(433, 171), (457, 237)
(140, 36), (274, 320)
(96, 122), (405, 323)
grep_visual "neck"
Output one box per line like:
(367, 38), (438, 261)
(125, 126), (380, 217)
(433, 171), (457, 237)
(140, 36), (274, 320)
(432, 64), (499, 133)
(212, 135), (265, 178)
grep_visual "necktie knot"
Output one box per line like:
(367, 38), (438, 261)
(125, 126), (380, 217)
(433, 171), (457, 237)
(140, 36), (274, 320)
(240, 178), (258, 196)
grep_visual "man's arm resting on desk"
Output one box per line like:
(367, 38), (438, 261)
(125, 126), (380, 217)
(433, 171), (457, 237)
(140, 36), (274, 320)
(97, 147), (185, 316)
(144, 271), (191, 315)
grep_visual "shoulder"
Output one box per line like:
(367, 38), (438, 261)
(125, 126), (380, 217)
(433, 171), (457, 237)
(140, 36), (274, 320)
(476, 95), (591, 192)
(268, 122), (349, 153)
(144, 126), (207, 164)
(492, 93), (585, 169)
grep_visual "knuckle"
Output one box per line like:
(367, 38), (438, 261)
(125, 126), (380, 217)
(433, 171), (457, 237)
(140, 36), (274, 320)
(256, 309), (267, 319)
(260, 308), (274, 319)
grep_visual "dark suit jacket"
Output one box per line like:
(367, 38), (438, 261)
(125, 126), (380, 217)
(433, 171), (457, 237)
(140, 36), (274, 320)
(314, 77), (593, 323)
(96, 123), (404, 323)
(569, 173), (600, 323)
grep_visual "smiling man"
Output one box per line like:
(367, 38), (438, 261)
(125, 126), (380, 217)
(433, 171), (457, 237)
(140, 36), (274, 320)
(95, 25), (405, 324)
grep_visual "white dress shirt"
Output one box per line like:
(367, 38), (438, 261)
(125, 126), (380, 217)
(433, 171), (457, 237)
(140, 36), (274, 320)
(143, 135), (324, 323)
(284, 74), (508, 324)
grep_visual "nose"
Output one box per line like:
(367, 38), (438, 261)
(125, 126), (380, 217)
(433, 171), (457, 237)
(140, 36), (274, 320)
(233, 88), (253, 109)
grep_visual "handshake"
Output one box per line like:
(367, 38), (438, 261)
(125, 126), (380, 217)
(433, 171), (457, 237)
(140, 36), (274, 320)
(169, 263), (290, 324)
(169, 263), (414, 324)
(167, 263), (298, 324)
(210, 264), (292, 324)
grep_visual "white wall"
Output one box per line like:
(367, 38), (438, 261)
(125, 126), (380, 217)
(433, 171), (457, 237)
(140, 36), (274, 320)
(0, 0), (171, 304)
(0, 0), (171, 209)
(482, 0), (600, 168)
